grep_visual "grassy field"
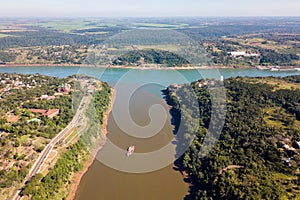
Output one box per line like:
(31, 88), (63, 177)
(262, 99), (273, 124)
(26, 20), (133, 33)
(132, 22), (188, 28)
(39, 22), (87, 32)
(263, 107), (300, 130)
(19, 135), (30, 144)
(83, 31), (107, 35)
(263, 107), (287, 129)
(125, 44), (181, 51)
(240, 77), (300, 91)
(222, 35), (300, 55)
(271, 173), (299, 200)
(26, 20), (98, 32)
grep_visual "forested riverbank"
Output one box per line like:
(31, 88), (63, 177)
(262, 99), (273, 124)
(22, 81), (113, 200)
(67, 87), (115, 200)
(164, 76), (300, 199)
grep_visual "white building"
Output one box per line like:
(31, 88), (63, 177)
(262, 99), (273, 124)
(230, 51), (259, 57)
(230, 51), (246, 57)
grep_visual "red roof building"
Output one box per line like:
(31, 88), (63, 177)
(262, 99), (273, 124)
(45, 109), (60, 118)
(30, 109), (59, 118)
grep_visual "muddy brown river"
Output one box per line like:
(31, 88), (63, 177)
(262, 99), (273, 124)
(74, 84), (189, 200)
(1, 66), (299, 199)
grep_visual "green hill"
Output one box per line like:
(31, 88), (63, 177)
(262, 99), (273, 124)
(112, 49), (190, 67)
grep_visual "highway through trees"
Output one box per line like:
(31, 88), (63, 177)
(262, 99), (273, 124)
(13, 93), (89, 200)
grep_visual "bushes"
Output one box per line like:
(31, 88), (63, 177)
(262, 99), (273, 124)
(24, 142), (86, 199)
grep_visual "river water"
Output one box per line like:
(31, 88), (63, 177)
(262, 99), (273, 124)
(75, 87), (189, 200)
(1, 67), (299, 200)
(1, 66), (299, 85)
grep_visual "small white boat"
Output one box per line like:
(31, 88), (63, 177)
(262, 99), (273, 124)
(126, 145), (135, 157)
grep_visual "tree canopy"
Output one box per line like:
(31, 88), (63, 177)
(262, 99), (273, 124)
(165, 75), (300, 199)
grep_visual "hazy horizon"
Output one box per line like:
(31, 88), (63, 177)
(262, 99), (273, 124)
(0, 0), (299, 17)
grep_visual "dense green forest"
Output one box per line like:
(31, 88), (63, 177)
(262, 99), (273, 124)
(112, 49), (190, 67)
(258, 48), (299, 66)
(164, 76), (300, 199)
(23, 81), (112, 200)
(0, 27), (105, 50)
(0, 52), (18, 63)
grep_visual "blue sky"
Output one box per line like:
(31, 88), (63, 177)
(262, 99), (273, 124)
(0, 0), (299, 17)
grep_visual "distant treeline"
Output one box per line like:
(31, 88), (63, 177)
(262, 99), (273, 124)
(0, 27), (105, 50)
(179, 24), (300, 40)
(0, 52), (18, 63)
(72, 26), (129, 34)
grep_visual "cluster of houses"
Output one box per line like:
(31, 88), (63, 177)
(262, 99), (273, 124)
(255, 65), (300, 71)
(197, 79), (217, 88)
(169, 77), (224, 92)
(0, 75), (42, 100)
(197, 77), (224, 88)
(0, 79), (35, 91)
(14, 45), (84, 64)
(0, 75), (74, 173)
(57, 83), (71, 94)
(38, 45), (78, 59)
(36, 83), (72, 100)
(1, 79), (72, 124)
(278, 136), (300, 167)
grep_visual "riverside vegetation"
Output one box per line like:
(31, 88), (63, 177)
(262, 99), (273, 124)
(164, 75), (300, 199)
(112, 49), (190, 67)
(22, 80), (112, 200)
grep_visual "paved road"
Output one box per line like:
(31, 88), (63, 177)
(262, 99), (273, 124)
(13, 94), (89, 200)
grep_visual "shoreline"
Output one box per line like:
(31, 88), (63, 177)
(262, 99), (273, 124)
(66, 88), (116, 200)
(1, 64), (299, 71)
(0, 63), (248, 70)
(0, 63), (266, 69)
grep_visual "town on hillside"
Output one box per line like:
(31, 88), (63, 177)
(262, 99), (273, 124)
(0, 73), (79, 198)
